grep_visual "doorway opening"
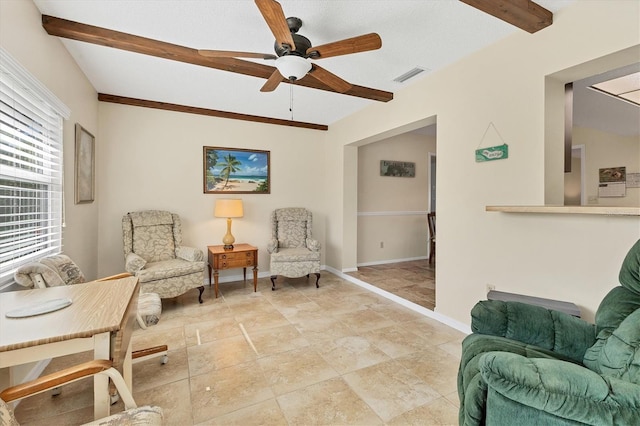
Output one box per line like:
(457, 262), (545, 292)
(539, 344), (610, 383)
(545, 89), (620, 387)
(348, 121), (437, 311)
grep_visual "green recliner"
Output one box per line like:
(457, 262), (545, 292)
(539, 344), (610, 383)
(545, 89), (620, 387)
(458, 239), (640, 425)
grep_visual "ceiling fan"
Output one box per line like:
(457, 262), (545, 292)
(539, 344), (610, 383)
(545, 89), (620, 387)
(197, 0), (382, 94)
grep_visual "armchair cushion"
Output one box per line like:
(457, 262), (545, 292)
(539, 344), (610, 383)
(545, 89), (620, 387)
(0, 399), (18, 426)
(584, 308), (640, 384)
(125, 252), (147, 273)
(129, 210), (176, 262)
(277, 220), (306, 248)
(136, 258), (204, 282)
(471, 300), (596, 363)
(39, 254), (85, 285)
(14, 262), (64, 288)
(481, 351), (640, 425)
(84, 405), (163, 426)
(132, 224), (175, 262)
(176, 246), (204, 262)
(271, 247), (321, 263)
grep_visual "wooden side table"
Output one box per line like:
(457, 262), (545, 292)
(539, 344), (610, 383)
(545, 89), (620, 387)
(207, 243), (258, 298)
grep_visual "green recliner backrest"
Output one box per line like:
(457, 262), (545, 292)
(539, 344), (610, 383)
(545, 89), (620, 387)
(583, 239), (640, 384)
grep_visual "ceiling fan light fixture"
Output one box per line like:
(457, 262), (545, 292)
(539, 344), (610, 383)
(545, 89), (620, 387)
(275, 55), (311, 81)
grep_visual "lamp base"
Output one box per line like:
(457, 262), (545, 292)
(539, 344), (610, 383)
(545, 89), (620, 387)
(223, 244), (234, 250)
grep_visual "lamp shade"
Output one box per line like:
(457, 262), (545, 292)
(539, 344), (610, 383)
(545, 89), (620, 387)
(214, 199), (244, 218)
(275, 55), (311, 81)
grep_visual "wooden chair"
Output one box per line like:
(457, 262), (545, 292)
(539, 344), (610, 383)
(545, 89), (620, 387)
(13, 257), (168, 403)
(0, 359), (163, 425)
(427, 212), (436, 265)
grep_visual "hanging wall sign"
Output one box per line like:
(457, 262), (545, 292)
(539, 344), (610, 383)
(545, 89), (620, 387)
(475, 144), (509, 162)
(475, 122), (509, 163)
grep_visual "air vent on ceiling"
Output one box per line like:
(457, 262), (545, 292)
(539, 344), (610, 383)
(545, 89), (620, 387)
(393, 67), (428, 83)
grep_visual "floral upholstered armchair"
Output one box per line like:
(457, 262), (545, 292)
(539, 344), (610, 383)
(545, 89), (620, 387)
(122, 210), (205, 303)
(267, 208), (321, 290)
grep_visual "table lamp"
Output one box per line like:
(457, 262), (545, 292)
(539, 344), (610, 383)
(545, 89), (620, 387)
(214, 199), (244, 250)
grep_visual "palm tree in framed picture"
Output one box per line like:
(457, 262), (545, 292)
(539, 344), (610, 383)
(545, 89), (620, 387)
(219, 154), (242, 189)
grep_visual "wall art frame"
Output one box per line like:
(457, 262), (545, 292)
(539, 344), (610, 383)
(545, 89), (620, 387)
(380, 160), (415, 177)
(74, 123), (95, 204)
(203, 146), (270, 194)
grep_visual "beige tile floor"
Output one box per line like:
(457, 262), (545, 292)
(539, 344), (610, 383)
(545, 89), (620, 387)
(14, 269), (463, 426)
(346, 260), (436, 311)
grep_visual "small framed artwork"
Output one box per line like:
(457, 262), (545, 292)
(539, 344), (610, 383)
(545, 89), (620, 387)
(203, 146), (270, 194)
(380, 160), (415, 177)
(74, 123), (95, 204)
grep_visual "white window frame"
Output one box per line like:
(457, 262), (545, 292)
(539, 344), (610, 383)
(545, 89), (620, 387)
(0, 48), (70, 289)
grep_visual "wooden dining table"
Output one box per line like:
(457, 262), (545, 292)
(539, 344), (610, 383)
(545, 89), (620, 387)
(0, 276), (139, 420)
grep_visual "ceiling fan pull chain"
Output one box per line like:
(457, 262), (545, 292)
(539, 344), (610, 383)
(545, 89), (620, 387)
(290, 84), (294, 120)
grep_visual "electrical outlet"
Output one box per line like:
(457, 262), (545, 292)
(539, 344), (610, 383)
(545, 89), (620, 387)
(380, 241), (384, 248)
(486, 284), (495, 293)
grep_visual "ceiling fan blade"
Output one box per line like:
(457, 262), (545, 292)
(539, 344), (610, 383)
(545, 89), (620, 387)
(198, 49), (277, 60)
(260, 69), (284, 92)
(308, 64), (352, 93)
(307, 33), (382, 59)
(255, 0), (296, 51)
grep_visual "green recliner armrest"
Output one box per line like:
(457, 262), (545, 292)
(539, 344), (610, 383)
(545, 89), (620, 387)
(480, 351), (640, 425)
(471, 300), (596, 362)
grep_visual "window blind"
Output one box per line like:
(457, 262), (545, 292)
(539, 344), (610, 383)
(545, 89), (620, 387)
(0, 48), (69, 288)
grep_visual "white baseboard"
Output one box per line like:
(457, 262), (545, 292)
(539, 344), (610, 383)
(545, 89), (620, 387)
(356, 256), (429, 267)
(325, 265), (471, 335)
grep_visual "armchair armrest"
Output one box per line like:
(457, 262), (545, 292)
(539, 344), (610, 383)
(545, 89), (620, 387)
(481, 352), (640, 425)
(125, 252), (147, 273)
(471, 300), (596, 362)
(176, 246), (204, 262)
(267, 239), (278, 254)
(1, 360), (111, 402)
(0, 359), (138, 410)
(306, 238), (321, 252)
(96, 272), (132, 282)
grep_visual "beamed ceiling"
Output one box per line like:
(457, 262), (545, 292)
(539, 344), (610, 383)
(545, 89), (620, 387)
(32, 0), (575, 129)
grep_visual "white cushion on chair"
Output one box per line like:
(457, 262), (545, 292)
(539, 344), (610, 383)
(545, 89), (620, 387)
(14, 263), (65, 288)
(138, 292), (162, 326)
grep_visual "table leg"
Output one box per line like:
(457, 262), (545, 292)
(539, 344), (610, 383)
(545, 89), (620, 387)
(253, 266), (258, 292)
(208, 264), (212, 286)
(93, 332), (111, 420)
(123, 342), (133, 391)
(243, 267), (247, 283)
(214, 269), (219, 298)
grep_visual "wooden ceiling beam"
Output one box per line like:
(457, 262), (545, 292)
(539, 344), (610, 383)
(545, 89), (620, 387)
(98, 94), (329, 130)
(459, 0), (552, 33)
(42, 15), (393, 103)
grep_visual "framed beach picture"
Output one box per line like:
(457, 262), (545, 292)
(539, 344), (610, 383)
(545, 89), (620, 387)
(74, 123), (95, 203)
(203, 146), (270, 194)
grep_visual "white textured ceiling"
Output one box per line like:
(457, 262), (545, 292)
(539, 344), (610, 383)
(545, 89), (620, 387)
(31, 0), (585, 127)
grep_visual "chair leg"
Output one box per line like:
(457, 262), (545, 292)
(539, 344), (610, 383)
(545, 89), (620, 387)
(197, 286), (204, 303)
(314, 273), (320, 288)
(270, 275), (277, 291)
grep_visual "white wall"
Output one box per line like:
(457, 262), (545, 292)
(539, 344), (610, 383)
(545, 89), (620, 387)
(97, 103), (327, 280)
(357, 132), (435, 264)
(0, 0), (100, 279)
(327, 0), (640, 324)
